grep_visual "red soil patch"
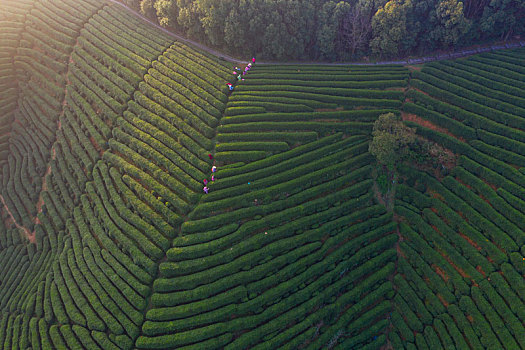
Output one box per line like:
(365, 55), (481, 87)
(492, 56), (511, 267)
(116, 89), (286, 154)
(466, 315), (474, 323)
(437, 294), (449, 307)
(481, 178), (498, 191)
(479, 194), (491, 205)
(402, 112), (466, 143)
(314, 107), (344, 112)
(90, 136), (104, 157)
(433, 264), (449, 282)
(396, 244), (407, 260)
(440, 251), (470, 279)
(411, 87), (430, 96)
(458, 231), (482, 251)
(407, 65), (422, 72)
(476, 265), (486, 278)
(455, 177), (473, 190)
(428, 190), (445, 202)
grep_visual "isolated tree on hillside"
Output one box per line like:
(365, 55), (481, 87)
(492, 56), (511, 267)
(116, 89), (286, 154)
(369, 113), (416, 170)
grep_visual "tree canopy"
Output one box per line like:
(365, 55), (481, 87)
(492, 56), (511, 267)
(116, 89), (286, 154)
(125, 0), (525, 60)
(369, 113), (416, 169)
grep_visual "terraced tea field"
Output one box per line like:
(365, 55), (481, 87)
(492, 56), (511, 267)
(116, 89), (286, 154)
(1, 0), (525, 349)
(392, 50), (525, 349)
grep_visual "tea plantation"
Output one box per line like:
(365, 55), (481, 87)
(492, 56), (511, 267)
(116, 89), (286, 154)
(0, 0), (525, 349)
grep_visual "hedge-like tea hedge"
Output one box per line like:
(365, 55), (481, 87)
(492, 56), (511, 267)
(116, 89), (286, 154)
(4, 2), (525, 349)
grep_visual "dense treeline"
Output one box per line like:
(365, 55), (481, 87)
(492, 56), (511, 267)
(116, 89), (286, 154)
(121, 0), (525, 60)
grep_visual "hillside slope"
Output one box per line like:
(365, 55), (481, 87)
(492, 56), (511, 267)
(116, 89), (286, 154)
(1, 0), (525, 349)
(132, 64), (409, 349)
(0, 1), (404, 348)
(0, 0), (230, 347)
(390, 49), (525, 349)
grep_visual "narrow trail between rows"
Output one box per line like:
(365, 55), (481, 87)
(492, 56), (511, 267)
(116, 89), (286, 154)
(107, 0), (524, 66)
(0, 195), (35, 243)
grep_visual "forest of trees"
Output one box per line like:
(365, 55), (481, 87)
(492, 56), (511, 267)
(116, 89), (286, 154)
(120, 0), (525, 61)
